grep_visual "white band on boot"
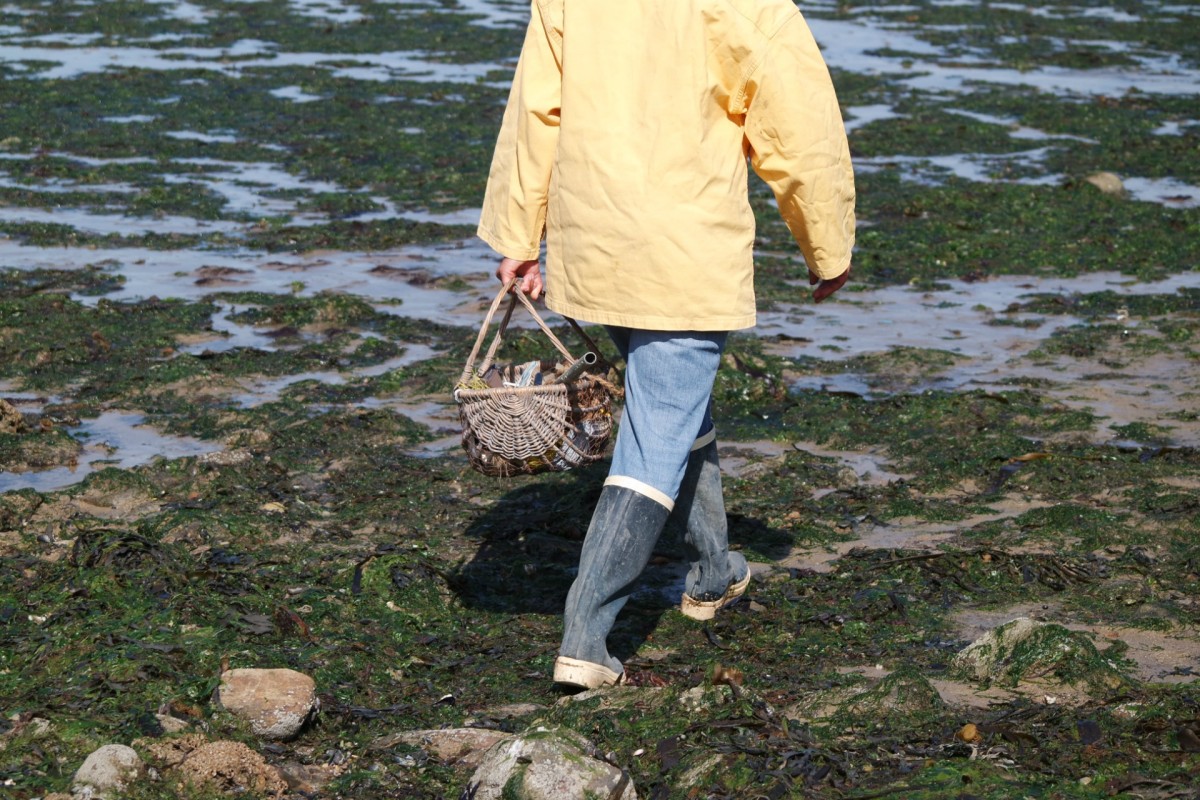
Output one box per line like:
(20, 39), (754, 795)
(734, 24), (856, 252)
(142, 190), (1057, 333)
(691, 427), (716, 451)
(604, 476), (674, 511)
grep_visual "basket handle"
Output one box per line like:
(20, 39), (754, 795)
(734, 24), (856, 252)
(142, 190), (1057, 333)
(458, 279), (585, 386)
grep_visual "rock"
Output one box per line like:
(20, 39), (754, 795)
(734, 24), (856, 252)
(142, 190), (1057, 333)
(170, 740), (287, 797)
(1085, 171), (1125, 196)
(466, 726), (637, 800)
(1111, 702), (1144, 721)
(786, 666), (943, 721)
(834, 466), (859, 489)
(462, 703), (546, 728)
(677, 753), (725, 792)
(954, 617), (1129, 692)
(72, 744), (145, 799)
(0, 399), (26, 434)
(197, 448), (253, 467)
(554, 685), (663, 709)
(371, 728), (515, 767)
(28, 718), (53, 738)
(955, 723), (982, 743)
(484, 702), (546, 720)
(138, 733), (210, 769)
(678, 685), (732, 713)
(216, 668), (317, 740)
(836, 666), (944, 717)
(155, 714), (190, 734)
(276, 760), (338, 794)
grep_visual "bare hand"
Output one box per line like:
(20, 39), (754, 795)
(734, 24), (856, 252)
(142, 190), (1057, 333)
(809, 265), (850, 303)
(496, 257), (543, 300)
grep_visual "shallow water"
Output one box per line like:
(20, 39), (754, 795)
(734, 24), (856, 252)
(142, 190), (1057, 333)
(762, 272), (1197, 362)
(807, 14), (1200, 97)
(854, 148), (1064, 187)
(0, 41), (501, 83)
(231, 344), (440, 407)
(0, 205), (247, 236)
(0, 410), (219, 493)
(0, 237), (499, 319)
(0, 150), (469, 229)
(769, 272), (1200, 445)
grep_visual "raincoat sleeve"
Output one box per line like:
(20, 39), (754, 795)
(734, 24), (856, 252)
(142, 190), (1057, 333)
(476, 0), (563, 261)
(744, 13), (856, 280)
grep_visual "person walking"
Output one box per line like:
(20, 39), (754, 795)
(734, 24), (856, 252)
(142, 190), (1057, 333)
(477, 0), (855, 689)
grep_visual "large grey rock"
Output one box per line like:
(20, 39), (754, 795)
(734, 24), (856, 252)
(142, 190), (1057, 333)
(954, 617), (1128, 691)
(215, 668), (317, 740)
(786, 665), (943, 722)
(72, 744), (144, 799)
(466, 726), (637, 800)
(836, 666), (944, 717)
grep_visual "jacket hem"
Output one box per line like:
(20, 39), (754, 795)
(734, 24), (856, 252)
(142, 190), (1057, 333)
(546, 296), (756, 332)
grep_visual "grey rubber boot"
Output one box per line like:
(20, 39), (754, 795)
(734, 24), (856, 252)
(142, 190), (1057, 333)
(555, 484), (671, 689)
(672, 438), (751, 620)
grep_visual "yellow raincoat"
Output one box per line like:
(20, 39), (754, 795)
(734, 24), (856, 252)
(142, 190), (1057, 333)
(478, 0), (855, 331)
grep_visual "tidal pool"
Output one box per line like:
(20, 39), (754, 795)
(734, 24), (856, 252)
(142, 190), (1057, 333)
(0, 410), (219, 493)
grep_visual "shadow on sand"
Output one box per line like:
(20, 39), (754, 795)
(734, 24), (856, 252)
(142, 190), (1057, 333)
(448, 455), (801, 665)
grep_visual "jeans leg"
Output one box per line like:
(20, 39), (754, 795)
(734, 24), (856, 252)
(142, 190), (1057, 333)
(558, 329), (729, 681)
(606, 329), (727, 504)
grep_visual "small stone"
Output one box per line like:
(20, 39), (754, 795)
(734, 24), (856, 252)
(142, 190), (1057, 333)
(1084, 171), (1125, 196)
(1111, 702), (1142, 721)
(679, 685), (731, 713)
(955, 723), (981, 743)
(72, 744), (145, 798)
(0, 399), (26, 434)
(372, 729), (515, 767)
(487, 702), (546, 719)
(276, 760), (335, 793)
(138, 733), (209, 770)
(216, 668), (317, 740)
(155, 714), (190, 734)
(834, 466), (859, 489)
(677, 753), (724, 791)
(24, 717), (53, 738)
(197, 449), (253, 467)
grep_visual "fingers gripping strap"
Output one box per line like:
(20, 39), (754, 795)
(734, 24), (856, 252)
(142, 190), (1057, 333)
(604, 476), (674, 511)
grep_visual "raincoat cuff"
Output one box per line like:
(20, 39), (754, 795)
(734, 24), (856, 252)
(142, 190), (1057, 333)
(476, 224), (541, 262)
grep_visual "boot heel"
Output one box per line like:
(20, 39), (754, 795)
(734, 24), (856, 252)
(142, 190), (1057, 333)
(680, 562), (751, 621)
(554, 656), (624, 689)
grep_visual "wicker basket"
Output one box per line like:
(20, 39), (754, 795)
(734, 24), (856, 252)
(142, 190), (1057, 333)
(454, 280), (619, 477)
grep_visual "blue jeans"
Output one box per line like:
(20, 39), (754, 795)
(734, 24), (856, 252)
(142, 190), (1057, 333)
(603, 327), (728, 510)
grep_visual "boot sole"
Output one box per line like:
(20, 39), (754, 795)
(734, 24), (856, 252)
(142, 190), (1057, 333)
(680, 565), (751, 621)
(553, 656), (624, 689)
